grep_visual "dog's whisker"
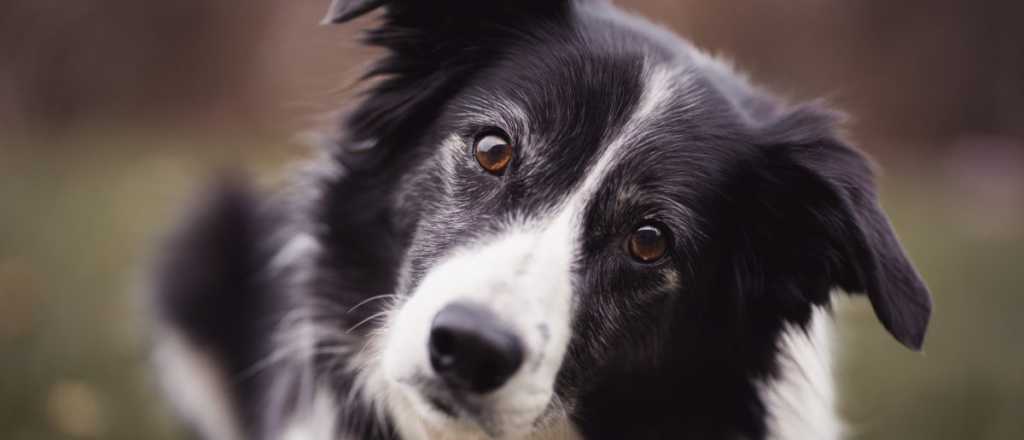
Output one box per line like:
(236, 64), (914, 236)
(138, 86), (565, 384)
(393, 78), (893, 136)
(348, 293), (400, 314)
(346, 311), (390, 334)
(295, 298), (348, 314)
(237, 342), (307, 380)
(237, 311), (368, 380)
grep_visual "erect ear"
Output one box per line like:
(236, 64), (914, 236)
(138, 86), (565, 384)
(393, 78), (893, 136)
(747, 105), (932, 350)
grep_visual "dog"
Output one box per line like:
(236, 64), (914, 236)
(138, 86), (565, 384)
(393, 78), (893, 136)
(150, 1), (933, 439)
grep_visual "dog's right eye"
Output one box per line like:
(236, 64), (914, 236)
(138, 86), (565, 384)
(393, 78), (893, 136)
(627, 224), (669, 263)
(474, 133), (514, 175)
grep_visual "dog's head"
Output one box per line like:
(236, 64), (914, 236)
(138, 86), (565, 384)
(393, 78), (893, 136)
(324, 1), (931, 437)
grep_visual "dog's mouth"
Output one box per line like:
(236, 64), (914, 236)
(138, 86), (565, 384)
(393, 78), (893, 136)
(394, 372), (554, 439)
(424, 391), (458, 418)
(399, 374), (490, 425)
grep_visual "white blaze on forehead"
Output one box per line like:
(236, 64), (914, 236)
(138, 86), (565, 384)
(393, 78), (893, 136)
(564, 65), (680, 215)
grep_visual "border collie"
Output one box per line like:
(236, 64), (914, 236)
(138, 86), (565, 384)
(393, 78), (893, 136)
(150, 1), (933, 439)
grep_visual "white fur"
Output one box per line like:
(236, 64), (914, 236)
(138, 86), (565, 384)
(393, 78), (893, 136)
(761, 306), (843, 440)
(155, 331), (243, 440)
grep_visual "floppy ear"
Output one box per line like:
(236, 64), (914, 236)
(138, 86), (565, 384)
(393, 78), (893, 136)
(745, 105), (932, 350)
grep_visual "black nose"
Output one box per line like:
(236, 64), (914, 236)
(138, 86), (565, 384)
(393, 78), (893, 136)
(429, 303), (524, 394)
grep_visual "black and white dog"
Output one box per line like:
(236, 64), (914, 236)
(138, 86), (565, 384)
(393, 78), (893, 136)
(151, 1), (933, 439)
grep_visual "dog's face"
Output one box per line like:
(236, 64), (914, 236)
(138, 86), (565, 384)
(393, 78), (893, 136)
(325, 1), (932, 438)
(383, 47), (678, 436)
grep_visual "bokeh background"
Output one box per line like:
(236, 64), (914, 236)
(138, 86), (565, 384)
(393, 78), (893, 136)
(1, 0), (1022, 438)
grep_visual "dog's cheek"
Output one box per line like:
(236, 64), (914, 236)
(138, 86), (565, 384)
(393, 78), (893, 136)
(566, 272), (680, 384)
(380, 274), (455, 383)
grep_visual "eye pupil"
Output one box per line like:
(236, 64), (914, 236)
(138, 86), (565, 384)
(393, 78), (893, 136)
(628, 224), (668, 263)
(475, 134), (513, 174)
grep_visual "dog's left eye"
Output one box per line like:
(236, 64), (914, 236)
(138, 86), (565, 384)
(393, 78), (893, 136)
(474, 133), (514, 175)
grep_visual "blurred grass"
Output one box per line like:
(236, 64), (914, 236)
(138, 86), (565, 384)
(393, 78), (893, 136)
(0, 133), (297, 439)
(1, 133), (1022, 439)
(838, 171), (1024, 439)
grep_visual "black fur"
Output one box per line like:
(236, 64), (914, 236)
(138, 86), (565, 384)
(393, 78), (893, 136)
(151, 1), (932, 439)
(151, 177), (282, 433)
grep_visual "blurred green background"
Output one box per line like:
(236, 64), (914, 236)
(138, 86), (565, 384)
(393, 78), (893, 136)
(1, 0), (1022, 439)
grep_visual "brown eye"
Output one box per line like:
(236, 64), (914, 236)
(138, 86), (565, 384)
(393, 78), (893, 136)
(627, 224), (668, 263)
(474, 134), (513, 175)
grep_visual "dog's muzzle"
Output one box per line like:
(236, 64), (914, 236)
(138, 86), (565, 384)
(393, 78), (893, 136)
(382, 227), (575, 437)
